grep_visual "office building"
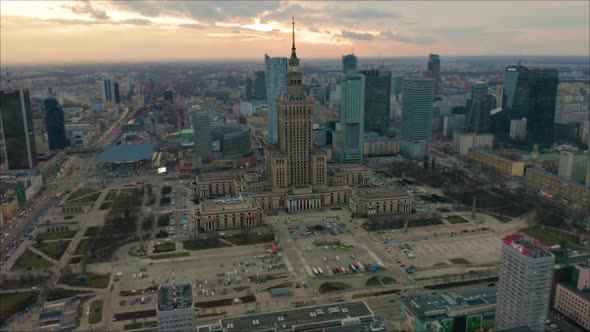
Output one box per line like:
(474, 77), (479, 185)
(553, 261), (590, 331)
(264, 55), (288, 144)
(465, 82), (492, 133)
(501, 64), (559, 146)
(496, 234), (555, 331)
(509, 118), (527, 140)
(391, 76), (403, 101)
(44, 98), (66, 150)
(401, 287), (498, 332)
(400, 78), (434, 157)
(101, 78), (120, 104)
(157, 283), (196, 332)
(254, 71), (266, 100)
(362, 70), (391, 135)
(527, 68), (559, 147)
(164, 89), (174, 103)
(452, 133), (494, 155)
(192, 107), (212, 159)
(427, 54), (441, 95)
(342, 54), (358, 75)
(558, 150), (589, 184)
(340, 73), (365, 162)
(0, 89), (38, 169)
(525, 167), (589, 209)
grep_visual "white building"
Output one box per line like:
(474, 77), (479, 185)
(452, 133), (494, 155)
(509, 118), (527, 140)
(496, 234), (555, 332)
(157, 283), (196, 332)
(558, 150), (589, 184)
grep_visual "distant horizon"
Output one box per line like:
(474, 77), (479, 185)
(1, 1), (588, 65)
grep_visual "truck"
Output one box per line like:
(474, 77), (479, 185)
(369, 265), (382, 272)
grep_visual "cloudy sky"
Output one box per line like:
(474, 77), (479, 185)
(1, 1), (588, 64)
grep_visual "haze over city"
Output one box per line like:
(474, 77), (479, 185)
(1, 1), (589, 64)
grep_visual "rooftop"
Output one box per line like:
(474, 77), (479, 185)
(220, 301), (374, 332)
(527, 167), (590, 188)
(352, 185), (410, 199)
(197, 171), (240, 182)
(157, 283), (193, 311)
(97, 144), (156, 162)
(503, 234), (554, 258)
(403, 287), (497, 319)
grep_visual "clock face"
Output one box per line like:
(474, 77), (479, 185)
(291, 66), (298, 72)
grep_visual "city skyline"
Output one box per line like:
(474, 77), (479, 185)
(1, 1), (589, 65)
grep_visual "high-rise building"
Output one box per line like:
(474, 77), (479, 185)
(496, 234), (555, 331)
(192, 107), (212, 159)
(361, 70), (391, 135)
(267, 18), (327, 190)
(342, 54), (358, 75)
(156, 283), (196, 332)
(527, 68), (558, 147)
(254, 71), (266, 100)
(340, 73), (365, 162)
(164, 89), (174, 103)
(44, 97), (66, 150)
(427, 54), (441, 95)
(501, 64), (559, 146)
(391, 76), (404, 101)
(400, 78), (434, 157)
(465, 82), (493, 134)
(265, 55), (288, 144)
(101, 79), (120, 104)
(0, 89), (38, 169)
(558, 150), (589, 184)
(245, 78), (253, 99)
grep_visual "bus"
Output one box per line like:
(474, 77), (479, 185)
(312, 268), (319, 275)
(317, 268), (324, 275)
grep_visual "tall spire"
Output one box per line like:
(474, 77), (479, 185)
(291, 17), (297, 58)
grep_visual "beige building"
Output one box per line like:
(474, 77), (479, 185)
(553, 262), (590, 331)
(194, 171), (240, 200)
(349, 186), (412, 217)
(468, 147), (562, 177)
(525, 167), (590, 209)
(194, 197), (262, 231)
(363, 137), (400, 157)
(1, 197), (20, 221)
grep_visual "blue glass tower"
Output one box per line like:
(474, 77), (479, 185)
(264, 55), (288, 144)
(44, 97), (67, 150)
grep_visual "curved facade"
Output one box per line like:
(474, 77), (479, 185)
(211, 123), (251, 159)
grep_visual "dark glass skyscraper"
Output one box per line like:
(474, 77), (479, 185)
(0, 89), (38, 169)
(465, 82), (493, 134)
(427, 54), (441, 95)
(342, 54), (358, 75)
(164, 89), (174, 103)
(527, 68), (558, 146)
(44, 97), (66, 150)
(254, 71), (266, 100)
(361, 70), (391, 134)
(500, 65), (558, 146)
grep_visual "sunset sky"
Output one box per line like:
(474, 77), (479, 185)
(1, 1), (588, 65)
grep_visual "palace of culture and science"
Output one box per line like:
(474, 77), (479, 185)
(191, 20), (413, 232)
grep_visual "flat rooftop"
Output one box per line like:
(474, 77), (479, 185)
(157, 283), (193, 311)
(198, 171), (240, 182)
(503, 234), (554, 258)
(352, 185), (410, 199)
(98, 143), (155, 162)
(220, 301), (374, 332)
(404, 287), (497, 319)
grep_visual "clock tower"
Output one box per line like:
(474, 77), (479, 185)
(286, 17), (304, 98)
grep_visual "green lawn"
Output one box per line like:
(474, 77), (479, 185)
(88, 300), (103, 324)
(0, 276), (49, 290)
(365, 276), (396, 287)
(74, 239), (90, 255)
(33, 240), (71, 261)
(35, 231), (77, 241)
(445, 215), (469, 224)
(66, 189), (101, 204)
(450, 258), (471, 265)
(68, 256), (82, 264)
(59, 272), (110, 289)
(0, 291), (38, 323)
(153, 243), (176, 253)
(319, 282), (351, 294)
(84, 227), (99, 237)
(518, 227), (586, 250)
(105, 191), (118, 201)
(12, 249), (53, 270)
(66, 188), (98, 201)
(99, 202), (112, 210)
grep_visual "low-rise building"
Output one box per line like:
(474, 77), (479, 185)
(525, 167), (590, 210)
(363, 137), (400, 157)
(349, 186), (412, 217)
(194, 171), (241, 201)
(401, 287), (498, 332)
(157, 283), (196, 332)
(1, 197), (19, 221)
(553, 261), (590, 331)
(194, 196), (262, 231)
(468, 147), (561, 177)
(34, 221), (79, 237)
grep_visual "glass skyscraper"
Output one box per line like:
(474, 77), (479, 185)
(427, 54), (441, 95)
(191, 108), (212, 159)
(0, 89), (38, 169)
(342, 54), (358, 75)
(254, 71), (266, 100)
(361, 70), (391, 135)
(340, 73), (365, 163)
(264, 55), (288, 145)
(400, 78), (434, 157)
(44, 97), (67, 150)
(465, 82), (493, 134)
